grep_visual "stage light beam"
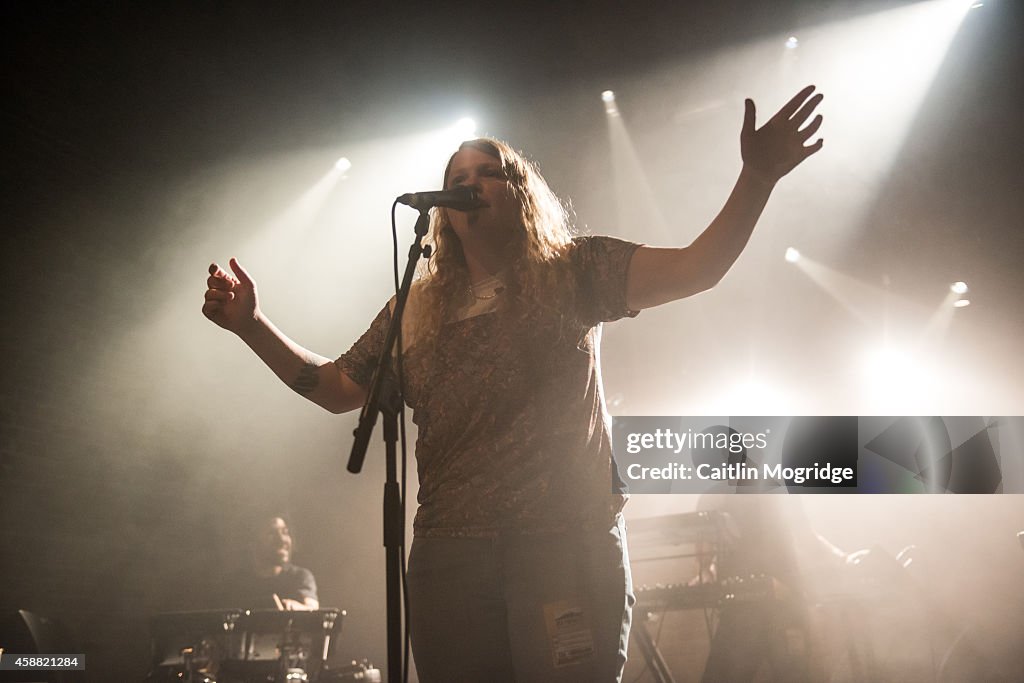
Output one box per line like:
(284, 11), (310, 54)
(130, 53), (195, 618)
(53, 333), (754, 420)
(782, 0), (973, 253)
(603, 91), (669, 240)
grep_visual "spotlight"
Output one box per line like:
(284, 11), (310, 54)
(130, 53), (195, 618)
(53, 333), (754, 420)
(453, 117), (477, 138)
(334, 157), (352, 173)
(953, 299), (971, 308)
(950, 281), (968, 294)
(602, 91), (619, 116)
(785, 36), (799, 49)
(784, 247), (801, 263)
(970, 2), (983, 8)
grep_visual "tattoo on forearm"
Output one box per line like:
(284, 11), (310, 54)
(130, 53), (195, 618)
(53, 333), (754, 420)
(291, 363), (320, 395)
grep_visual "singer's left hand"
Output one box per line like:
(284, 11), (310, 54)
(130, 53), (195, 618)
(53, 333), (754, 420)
(741, 85), (824, 184)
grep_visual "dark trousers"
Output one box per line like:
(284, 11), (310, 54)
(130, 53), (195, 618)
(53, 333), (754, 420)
(407, 515), (634, 682)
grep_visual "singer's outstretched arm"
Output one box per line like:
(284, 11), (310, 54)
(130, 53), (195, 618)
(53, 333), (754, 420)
(625, 86), (824, 311)
(203, 258), (367, 414)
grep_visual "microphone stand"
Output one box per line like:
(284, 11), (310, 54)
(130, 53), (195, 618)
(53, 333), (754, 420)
(347, 207), (431, 683)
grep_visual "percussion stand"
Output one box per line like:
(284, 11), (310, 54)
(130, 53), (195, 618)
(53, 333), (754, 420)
(277, 627), (308, 683)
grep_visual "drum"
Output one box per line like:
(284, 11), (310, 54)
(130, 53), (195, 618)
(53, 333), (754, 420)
(148, 609), (245, 681)
(148, 608), (343, 683)
(218, 608), (343, 683)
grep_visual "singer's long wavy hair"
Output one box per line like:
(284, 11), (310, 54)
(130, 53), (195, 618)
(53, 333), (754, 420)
(413, 138), (576, 344)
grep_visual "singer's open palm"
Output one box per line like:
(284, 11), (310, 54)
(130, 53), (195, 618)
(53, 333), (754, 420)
(741, 85), (824, 183)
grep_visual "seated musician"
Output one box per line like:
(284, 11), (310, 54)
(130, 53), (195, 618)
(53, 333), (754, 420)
(229, 514), (319, 611)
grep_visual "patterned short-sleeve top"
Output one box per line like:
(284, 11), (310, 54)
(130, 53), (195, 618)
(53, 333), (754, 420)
(336, 235), (641, 537)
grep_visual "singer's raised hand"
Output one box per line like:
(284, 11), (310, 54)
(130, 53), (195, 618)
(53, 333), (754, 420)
(741, 85), (824, 184)
(202, 257), (259, 335)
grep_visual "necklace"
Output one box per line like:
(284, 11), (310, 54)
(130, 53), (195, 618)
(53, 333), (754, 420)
(469, 274), (503, 301)
(469, 285), (500, 300)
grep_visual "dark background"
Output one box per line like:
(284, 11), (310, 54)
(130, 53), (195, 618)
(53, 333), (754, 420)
(3, 1), (1022, 680)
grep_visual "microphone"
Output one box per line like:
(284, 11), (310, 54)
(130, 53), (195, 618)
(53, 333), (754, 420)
(397, 186), (483, 211)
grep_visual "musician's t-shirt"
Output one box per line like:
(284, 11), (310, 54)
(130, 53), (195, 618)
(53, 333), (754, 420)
(336, 236), (641, 538)
(227, 563), (318, 609)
